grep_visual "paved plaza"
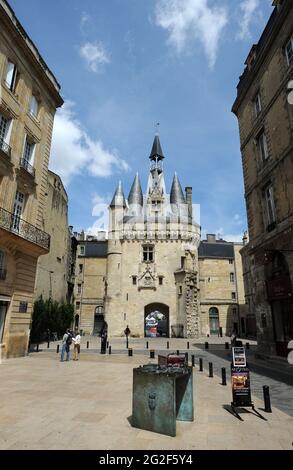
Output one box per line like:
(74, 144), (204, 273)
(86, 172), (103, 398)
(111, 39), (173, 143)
(0, 337), (292, 450)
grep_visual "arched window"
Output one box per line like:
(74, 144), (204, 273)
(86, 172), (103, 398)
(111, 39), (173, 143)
(209, 307), (219, 335)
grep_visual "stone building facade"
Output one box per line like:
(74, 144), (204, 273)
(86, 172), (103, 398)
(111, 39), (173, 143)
(73, 137), (247, 339)
(198, 235), (248, 338)
(232, 0), (293, 356)
(34, 171), (71, 304)
(0, 0), (63, 357)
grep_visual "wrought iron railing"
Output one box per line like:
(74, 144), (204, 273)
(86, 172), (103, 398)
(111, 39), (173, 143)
(0, 206), (50, 250)
(0, 138), (11, 158)
(20, 158), (35, 177)
(0, 268), (7, 280)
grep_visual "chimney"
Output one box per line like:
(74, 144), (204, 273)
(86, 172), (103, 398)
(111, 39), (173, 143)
(243, 231), (248, 246)
(185, 187), (192, 222)
(207, 234), (216, 243)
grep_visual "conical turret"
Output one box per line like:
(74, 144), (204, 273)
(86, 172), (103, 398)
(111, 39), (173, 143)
(128, 173), (143, 207)
(149, 135), (165, 161)
(110, 181), (126, 208)
(170, 173), (186, 205)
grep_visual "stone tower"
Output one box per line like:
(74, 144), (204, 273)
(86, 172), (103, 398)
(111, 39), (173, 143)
(104, 136), (201, 338)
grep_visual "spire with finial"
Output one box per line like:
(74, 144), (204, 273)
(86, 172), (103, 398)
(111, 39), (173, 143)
(170, 173), (186, 205)
(110, 181), (126, 208)
(128, 173), (143, 208)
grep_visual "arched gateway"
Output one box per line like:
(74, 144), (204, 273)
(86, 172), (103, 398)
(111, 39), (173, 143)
(144, 303), (169, 338)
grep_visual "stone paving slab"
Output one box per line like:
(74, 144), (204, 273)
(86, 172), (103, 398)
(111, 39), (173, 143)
(0, 353), (292, 450)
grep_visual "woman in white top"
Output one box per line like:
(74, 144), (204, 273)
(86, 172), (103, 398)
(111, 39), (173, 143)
(73, 331), (81, 361)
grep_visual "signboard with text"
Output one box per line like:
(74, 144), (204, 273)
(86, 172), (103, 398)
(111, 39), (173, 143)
(231, 366), (252, 407)
(232, 347), (247, 367)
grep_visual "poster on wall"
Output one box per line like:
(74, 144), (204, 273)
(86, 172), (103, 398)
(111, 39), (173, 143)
(231, 366), (252, 407)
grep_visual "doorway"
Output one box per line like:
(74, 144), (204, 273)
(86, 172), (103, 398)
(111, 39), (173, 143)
(144, 303), (169, 338)
(0, 301), (8, 343)
(209, 307), (219, 335)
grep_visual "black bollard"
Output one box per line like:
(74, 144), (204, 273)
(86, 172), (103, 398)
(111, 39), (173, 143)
(209, 362), (213, 378)
(246, 342), (250, 350)
(191, 355), (195, 367)
(146, 341), (149, 349)
(199, 358), (203, 372)
(56, 344), (60, 354)
(47, 341), (50, 349)
(167, 341), (169, 349)
(263, 386), (272, 413)
(185, 352), (188, 364)
(150, 350), (155, 359)
(205, 342), (209, 350)
(37, 344), (39, 352)
(106, 341), (109, 349)
(221, 367), (227, 386)
(225, 342), (229, 350)
(109, 346), (112, 355)
(187, 341), (190, 350)
(128, 348), (133, 357)
(87, 341), (89, 349)
(176, 349), (180, 355)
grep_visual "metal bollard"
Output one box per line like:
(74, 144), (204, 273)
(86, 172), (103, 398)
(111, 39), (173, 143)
(205, 342), (209, 350)
(87, 341), (89, 349)
(199, 358), (203, 372)
(56, 344), (60, 354)
(263, 386), (272, 413)
(37, 344), (39, 352)
(47, 341), (50, 349)
(146, 341), (149, 349)
(150, 350), (155, 359)
(225, 342), (229, 350)
(128, 348), (133, 357)
(176, 349), (180, 355)
(187, 341), (190, 350)
(185, 352), (188, 364)
(221, 367), (227, 386)
(109, 346), (112, 355)
(246, 342), (250, 350)
(107, 341), (109, 349)
(209, 362), (213, 378)
(191, 355), (195, 367)
(167, 341), (169, 349)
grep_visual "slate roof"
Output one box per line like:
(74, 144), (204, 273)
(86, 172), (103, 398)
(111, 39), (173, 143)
(198, 241), (234, 259)
(82, 241), (108, 258)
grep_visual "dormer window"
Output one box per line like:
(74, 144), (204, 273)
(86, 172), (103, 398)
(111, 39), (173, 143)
(285, 35), (293, 66)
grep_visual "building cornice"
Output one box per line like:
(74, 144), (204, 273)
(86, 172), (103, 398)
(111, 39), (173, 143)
(0, 0), (63, 108)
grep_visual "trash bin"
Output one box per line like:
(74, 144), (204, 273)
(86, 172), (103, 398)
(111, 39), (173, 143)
(132, 363), (194, 437)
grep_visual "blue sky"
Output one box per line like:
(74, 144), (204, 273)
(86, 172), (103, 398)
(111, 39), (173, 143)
(10, 0), (273, 240)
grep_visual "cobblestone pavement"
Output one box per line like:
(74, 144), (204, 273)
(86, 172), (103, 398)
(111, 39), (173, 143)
(0, 352), (292, 450)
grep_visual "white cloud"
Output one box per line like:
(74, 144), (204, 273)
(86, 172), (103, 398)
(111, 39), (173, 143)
(80, 12), (91, 29)
(87, 194), (110, 235)
(215, 227), (245, 243)
(155, 0), (228, 68)
(237, 0), (259, 40)
(50, 101), (129, 186)
(79, 41), (110, 73)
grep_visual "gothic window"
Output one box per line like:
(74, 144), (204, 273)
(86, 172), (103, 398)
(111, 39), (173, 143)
(132, 276), (137, 285)
(143, 245), (154, 263)
(159, 276), (163, 285)
(230, 273), (235, 283)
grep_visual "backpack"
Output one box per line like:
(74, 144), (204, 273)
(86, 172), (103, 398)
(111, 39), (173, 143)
(66, 333), (72, 346)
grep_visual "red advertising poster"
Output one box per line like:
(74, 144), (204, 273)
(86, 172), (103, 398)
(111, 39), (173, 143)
(231, 366), (252, 407)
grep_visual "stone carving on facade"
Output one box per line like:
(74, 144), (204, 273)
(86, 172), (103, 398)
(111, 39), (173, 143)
(138, 265), (156, 290)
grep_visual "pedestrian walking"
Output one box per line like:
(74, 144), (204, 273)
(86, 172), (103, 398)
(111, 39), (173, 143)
(60, 329), (72, 362)
(73, 330), (81, 361)
(231, 329), (237, 348)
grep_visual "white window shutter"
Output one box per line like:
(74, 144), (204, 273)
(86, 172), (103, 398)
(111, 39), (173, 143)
(6, 62), (15, 88)
(4, 119), (13, 145)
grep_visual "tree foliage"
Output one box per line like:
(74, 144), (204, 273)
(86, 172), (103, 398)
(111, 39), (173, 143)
(30, 297), (74, 343)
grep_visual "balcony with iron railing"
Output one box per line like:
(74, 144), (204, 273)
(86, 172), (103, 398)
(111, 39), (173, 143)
(0, 206), (50, 251)
(20, 157), (35, 178)
(0, 138), (12, 158)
